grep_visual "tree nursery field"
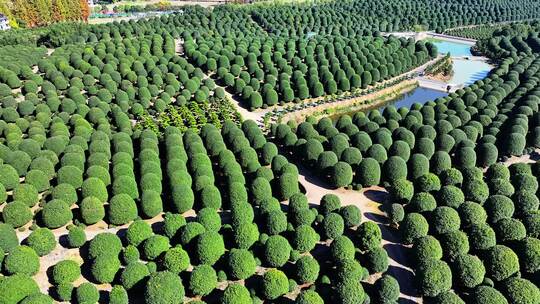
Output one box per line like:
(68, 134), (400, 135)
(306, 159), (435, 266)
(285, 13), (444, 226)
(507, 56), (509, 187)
(1, 0), (540, 303)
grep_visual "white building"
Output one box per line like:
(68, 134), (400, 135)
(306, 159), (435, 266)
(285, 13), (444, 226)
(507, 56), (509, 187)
(0, 14), (10, 31)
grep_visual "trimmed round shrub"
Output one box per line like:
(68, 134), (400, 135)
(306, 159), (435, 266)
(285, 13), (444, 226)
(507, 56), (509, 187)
(485, 195), (514, 223)
(431, 206), (461, 235)
(142, 235), (170, 261)
(261, 269), (289, 300)
(264, 210), (287, 235)
(413, 235), (443, 263)
(340, 205), (361, 227)
(145, 271), (185, 304)
(108, 194), (138, 225)
(409, 192), (437, 213)
(438, 185), (465, 208)
(88, 232), (122, 259)
(0, 164), (19, 190)
(52, 260), (80, 284)
(295, 255), (320, 284)
(264, 235), (291, 267)
(25, 228), (56, 256)
(199, 185), (222, 210)
(452, 254), (485, 288)
(75, 283), (99, 304)
(20, 293), (53, 304)
(195, 231), (225, 265)
(110, 285), (129, 304)
(440, 168), (463, 186)
(415, 173), (442, 193)
(513, 191), (540, 217)
(416, 259), (452, 297)
(335, 281), (366, 304)
(440, 230), (470, 261)
(356, 158), (381, 186)
(221, 284), (251, 304)
(0, 223), (19, 252)
(373, 275), (400, 304)
(163, 213), (186, 239)
(494, 218), (526, 243)
(364, 247), (389, 274)
(388, 179), (414, 203)
(120, 262), (150, 290)
(401, 213), (429, 244)
(41, 199), (72, 229)
(126, 220), (153, 247)
(296, 290), (323, 304)
(162, 246), (190, 274)
(227, 248), (256, 280)
(357, 221), (382, 251)
(122, 245), (140, 265)
(67, 225), (86, 248)
(4, 246), (40, 276)
(91, 254), (121, 283)
(469, 286), (508, 304)
(328, 161), (353, 188)
(189, 264), (217, 296)
(322, 213), (345, 240)
(277, 173), (299, 201)
(80, 196), (105, 225)
(0, 274), (40, 304)
(50, 184), (77, 207)
(13, 184), (38, 207)
(517, 237), (540, 274)
(383, 156), (408, 183)
(488, 178), (515, 197)
(458, 201), (487, 228)
(484, 245), (519, 281)
(57, 166), (83, 189)
(55, 283), (73, 302)
(463, 179), (489, 204)
(505, 133), (526, 156)
(292, 224), (319, 253)
(388, 203), (405, 224)
(469, 223), (497, 251)
(319, 194), (341, 215)
(330, 235), (356, 261)
(2, 201), (33, 228)
(81, 177), (108, 202)
(501, 278), (540, 304)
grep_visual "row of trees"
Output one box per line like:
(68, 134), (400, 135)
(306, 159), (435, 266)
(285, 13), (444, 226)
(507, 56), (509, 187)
(1, 0), (90, 28)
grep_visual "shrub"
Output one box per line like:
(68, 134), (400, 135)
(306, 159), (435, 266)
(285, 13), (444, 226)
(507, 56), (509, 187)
(264, 235), (291, 267)
(452, 254), (485, 288)
(296, 290), (323, 304)
(4, 246), (40, 276)
(145, 271), (185, 304)
(485, 195), (514, 223)
(277, 173), (299, 200)
(364, 247), (389, 274)
(41, 199), (72, 229)
(517, 237), (540, 274)
(0, 223), (19, 252)
(265, 210), (287, 235)
(438, 185), (465, 209)
(122, 245), (140, 264)
(458, 201), (487, 228)
(431, 206), (461, 235)
(91, 254), (121, 283)
(469, 223), (497, 251)
(416, 259), (452, 297)
(0, 164), (19, 190)
(51, 183), (78, 206)
(469, 286), (509, 304)
(13, 184), (38, 207)
(409, 153), (430, 180)
(188, 264), (217, 296)
(88, 232), (122, 259)
(494, 218), (526, 243)
(409, 192), (437, 213)
(25, 228), (55, 256)
(513, 191), (540, 217)
(109, 285), (129, 304)
(388, 179), (414, 203)
(113, 175), (139, 199)
(463, 179), (489, 204)
(163, 213), (186, 239)
(320, 194), (341, 215)
(440, 230), (469, 261)
(357, 221), (382, 251)
(505, 133), (526, 156)
(356, 158), (381, 186)
(261, 269), (289, 300)
(415, 173), (441, 193)
(20, 293), (53, 304)
(2, 201), (32, 228)
(75, 283), (99, 304)
(373, 275), (400, 304)
(108, 194), (138, 225)
(335, 258), (364, 284)
(295, 255), (320, 284)
(335, 281), (366, 304)
(322, 213), (345, 240)
(250, 177), (272, 205)
(67, 226), (86, 248)
(0, 274), (40, 304)
(55, 283), (73, 302)
(199, 185), (222, 210)
(80, 196), (105, 225)
(221, 284), (251, 304)
(292, 225), (319, 253)
(52, 260), (80, 285)
(329, 161), (353, 188)
(488, 178), (515, 197)
(120, 262), (150, 290)
(142, 235), (170, 261)
(162, 246), (190, 274)
(126, 220), (153, 247)
(57, 166), (83, 188)
(340, 205), (361, 227)
(227, 248), (256, 280)
(484, 245), (519, 281)
(501, 278), (540, 304)
(195, 231), (225, 265)
(383, 156), (408, 183)
(401, 213), (429, 244)
(413, 235), (443, 263)
(440, 168), (463, 186)
(81, 178), (108, 203)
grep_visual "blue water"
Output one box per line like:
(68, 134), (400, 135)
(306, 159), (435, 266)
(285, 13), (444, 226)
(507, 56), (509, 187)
(450, 59), (492, 86)
(432, 40), (473, 57)
(382, 87), (448, 110)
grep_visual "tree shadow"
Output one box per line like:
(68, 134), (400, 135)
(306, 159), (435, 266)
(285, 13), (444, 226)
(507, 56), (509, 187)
(364, 189), (387, 203)
(364, 212), (387, 224)
(384, 243), (411, 267)
(399, 298), (419, 304)
(380, 225), (401, 243)
(386, 265), (418, 297)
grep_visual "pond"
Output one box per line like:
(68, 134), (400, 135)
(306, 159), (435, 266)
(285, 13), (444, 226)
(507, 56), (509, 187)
(431, 40), (473, 57)
(450, 59), (492, 86)
(331, 87), (448, 119)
